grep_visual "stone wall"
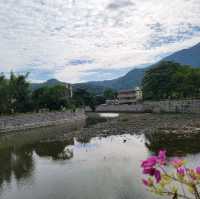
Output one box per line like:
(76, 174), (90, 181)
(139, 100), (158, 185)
(93, 100), (200, 114)
(144, 100), (200, 113)
(0, 109), (86, 133)
(94, 104), (147, 113)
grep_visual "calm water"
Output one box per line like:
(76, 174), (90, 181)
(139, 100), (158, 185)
(99, 113), (120, 118)
(0, 115), (200, 199)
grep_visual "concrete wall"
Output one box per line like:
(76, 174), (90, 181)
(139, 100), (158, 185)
(0, 109), (86, 133)
(144, 100), (200, 114)
(93, 100), (200, 114)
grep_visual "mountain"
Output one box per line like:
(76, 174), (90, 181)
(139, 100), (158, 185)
(82, 68), (146, 91)
(31, 79), (66, 91)
(74, 42), (200, 91)
(31, 42), (200, 93)
(72, 83), (107, 95)
(164, 42), (200, 67)
(31, 78), (106, 94)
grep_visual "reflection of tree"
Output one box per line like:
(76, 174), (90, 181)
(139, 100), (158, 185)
(12, 146), (34, 181)
(145, 130), (200, 156)
(34, 139), (74, 160)
(0, 146), (34, 188)
(76, 135), (91, 144)
(0, 148), (12, 186)
(0, 138), (74, 189)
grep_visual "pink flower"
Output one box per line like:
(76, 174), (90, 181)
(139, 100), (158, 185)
(196, 167), (200, 175)
(141, 156), (157, 168)
(154, 169), (161, 183)
(177, 167), (185, 176)
(142, 167), (161, 183)
(143, 167), (156, 176)
(157, 150), (166, 165)
(171, 158), (185, 168)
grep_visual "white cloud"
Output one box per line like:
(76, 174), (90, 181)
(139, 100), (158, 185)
(0, 0), (200, 83)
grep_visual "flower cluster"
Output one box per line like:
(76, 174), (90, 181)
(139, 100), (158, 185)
(141, 150), (200, 199)
(141, 150), (166, 184)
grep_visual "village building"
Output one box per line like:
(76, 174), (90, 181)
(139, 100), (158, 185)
(65, 83), (73, 98)
(117, 87), (143, 104)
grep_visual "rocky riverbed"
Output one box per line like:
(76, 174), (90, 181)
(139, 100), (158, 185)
(78, 113), (200, 145)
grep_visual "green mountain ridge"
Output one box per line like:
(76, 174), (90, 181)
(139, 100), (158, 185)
(31, 42), (200, 94)
(75, 42), (200, 92)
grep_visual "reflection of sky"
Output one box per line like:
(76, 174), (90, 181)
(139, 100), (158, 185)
(73, 142), (98, 150)
(1, 134), (200, 199)
(99, 113), (119, 118)
(0, 0), (200, 83)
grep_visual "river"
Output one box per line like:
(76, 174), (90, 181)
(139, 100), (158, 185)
(0, 113), (200, 199)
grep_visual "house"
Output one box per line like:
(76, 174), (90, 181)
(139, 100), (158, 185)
(117, 87), (143, 104)
(65, 83), (73, 98)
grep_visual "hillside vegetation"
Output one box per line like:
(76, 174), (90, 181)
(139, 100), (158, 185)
(142, 61), (200, 100)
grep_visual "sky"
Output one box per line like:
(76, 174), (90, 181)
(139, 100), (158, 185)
(0, 0), (200, 83)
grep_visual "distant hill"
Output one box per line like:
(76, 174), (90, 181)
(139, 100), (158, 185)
(31, 78), (106, 95)
(72, 83), (108, 95)
(80, 68), (146, 91)
(164, 42), (200, 67)
(31, 42), (200, 94)
(31, 79), (66, 91)
(74, 42), (200, 91)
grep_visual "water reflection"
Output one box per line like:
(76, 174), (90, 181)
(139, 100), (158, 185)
(0, 145), (34, 187)
(0, 138), (74, 190)
(145, 130), (200, 156)
(0, 133), (152, 199)
(1, 124), (200, 199)
(34, 139), (74, 160)
(99, 113), (119, 118)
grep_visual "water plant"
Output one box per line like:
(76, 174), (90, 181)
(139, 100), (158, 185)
(141, 150), (200, 199)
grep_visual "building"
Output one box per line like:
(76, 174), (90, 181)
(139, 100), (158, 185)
(65, 83), (73, 98)
(117, 87), (143, 104)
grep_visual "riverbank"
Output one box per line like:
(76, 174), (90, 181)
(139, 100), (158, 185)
(0, 109), (86, 134)
(77, 113), (200, 142)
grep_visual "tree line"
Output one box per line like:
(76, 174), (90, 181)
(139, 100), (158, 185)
(0, 73), (72, 115)
(142, 61), (200, 100)
(0, 72), (117, 115)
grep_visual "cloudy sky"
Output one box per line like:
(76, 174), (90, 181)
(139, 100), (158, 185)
(0, 0), (200, 83)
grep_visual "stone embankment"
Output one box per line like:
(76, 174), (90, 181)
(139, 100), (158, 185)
(0, 109), (86, 133)
(92, 99), (200, 114)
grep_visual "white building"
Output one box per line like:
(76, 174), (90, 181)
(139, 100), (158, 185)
(117, 87), (143, 104)
(65, 83), (73, 98)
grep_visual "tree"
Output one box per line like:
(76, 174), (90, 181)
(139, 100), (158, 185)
(73, 89), (96, 111)
(8, 72), (32, 113)
(103, 88), (117, 100)
(0, 74), (9, 114)
(95, 95), (106, 106)
(142, 61), (200, 100)
(47, 85), (70, 110)
(32, 87), (49, 111)
(32, 85), (71, 111)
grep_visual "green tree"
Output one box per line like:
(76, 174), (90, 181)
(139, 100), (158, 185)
(95, 95), (106, 106)
(142, 61), (200, 100)
(103, 88), (117, 100)
(47, 85), (70, 110)
(32, 85), (71, 111)
(8, 72), (32, 113)
(32, 87), (49, 111)
(73, 89), (96, 111)
(0, 74), (9, 114)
